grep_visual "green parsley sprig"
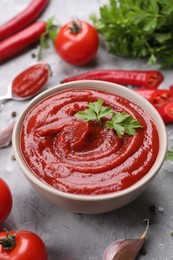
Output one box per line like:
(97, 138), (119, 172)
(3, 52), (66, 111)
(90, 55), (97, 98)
(106, 112), (142, 137)
(75, 99), (143, 137)
(90, 0), (173, 68)
(75, 99), (112, 126)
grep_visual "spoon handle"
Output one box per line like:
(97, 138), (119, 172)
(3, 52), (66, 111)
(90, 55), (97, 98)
(0, 95), (11, 103)
(0, 84), (13, 103)
(0, 94), (12, 103)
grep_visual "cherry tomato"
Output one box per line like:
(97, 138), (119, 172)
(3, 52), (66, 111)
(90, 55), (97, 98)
(0, 230), (48, 260)
(54, 20), (99, 65)
(0, 178), (12, 225)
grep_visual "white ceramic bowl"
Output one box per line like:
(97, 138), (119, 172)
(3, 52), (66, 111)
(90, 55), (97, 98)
(12, 80), (167, 214)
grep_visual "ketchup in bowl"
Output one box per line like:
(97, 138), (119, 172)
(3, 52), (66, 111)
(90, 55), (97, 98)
(20, 88), (159, 195)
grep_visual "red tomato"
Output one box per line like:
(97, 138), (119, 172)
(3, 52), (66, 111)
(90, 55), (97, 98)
(54, 20), (99, 65)
(0, 178), (12, 225)
(0, 230), (48, 260)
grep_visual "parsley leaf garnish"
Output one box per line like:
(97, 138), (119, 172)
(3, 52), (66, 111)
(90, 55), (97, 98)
(75, 99), (112, 125)
(106, 112), (143, 137)
(75, 99), (143, 137)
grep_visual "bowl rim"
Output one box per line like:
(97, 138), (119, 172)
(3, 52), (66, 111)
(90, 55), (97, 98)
(12, 80), (167, 201)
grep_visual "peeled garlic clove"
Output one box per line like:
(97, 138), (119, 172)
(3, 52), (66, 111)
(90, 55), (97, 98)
(103, 220), (149, 260)
(0, 121), (15, 148)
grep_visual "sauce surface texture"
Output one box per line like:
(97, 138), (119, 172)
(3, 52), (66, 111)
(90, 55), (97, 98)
(20, 88), (159, 195)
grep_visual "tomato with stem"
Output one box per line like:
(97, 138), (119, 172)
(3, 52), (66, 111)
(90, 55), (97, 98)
(54, 20), (99, 65)
(0, 230), (48, 260)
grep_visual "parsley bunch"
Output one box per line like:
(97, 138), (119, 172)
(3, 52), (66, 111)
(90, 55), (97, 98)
(90, 0), (173, 68)
(75, 99), (142, 137)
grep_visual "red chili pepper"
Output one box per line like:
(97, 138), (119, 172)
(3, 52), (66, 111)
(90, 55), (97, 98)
(0, 0), (48, 41)
(163, 102), (173, 123)
(61, 70), (164, 88)
(12, 63), (50, 98)
(135, 87), (173, 124)
(0, 21), (46, 62)
(169, 85), (173, 95)
(135, 88), (156, 102)
(136, 88), (173, 106)
(150, 89), (173, 108)
(155, 106), (172, 124)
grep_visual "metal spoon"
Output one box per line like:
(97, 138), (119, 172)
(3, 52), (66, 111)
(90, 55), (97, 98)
(0, 84), (26, 103)
(0, 62), (50, 103)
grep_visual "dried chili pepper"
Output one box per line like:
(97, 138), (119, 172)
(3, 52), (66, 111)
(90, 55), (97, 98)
(0, 0), (48, 41)
(0, 21), (46, 62)
(61, 70), (164, 88)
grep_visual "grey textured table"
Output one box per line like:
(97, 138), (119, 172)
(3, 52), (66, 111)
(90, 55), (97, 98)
(0, 1), (173, 259)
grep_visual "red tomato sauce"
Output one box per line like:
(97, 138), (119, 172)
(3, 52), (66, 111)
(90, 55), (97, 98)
(20, 88), (159, 195)
(12, 63), (49, 98)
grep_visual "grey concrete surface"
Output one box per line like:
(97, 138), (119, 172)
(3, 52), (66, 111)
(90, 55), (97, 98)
(0, 1), (173, 259)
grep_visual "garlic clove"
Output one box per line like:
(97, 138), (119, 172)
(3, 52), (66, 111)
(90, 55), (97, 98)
(103, 220), (149, 260)
(0, 121), (15, 148)
(103, 239), (145, 260)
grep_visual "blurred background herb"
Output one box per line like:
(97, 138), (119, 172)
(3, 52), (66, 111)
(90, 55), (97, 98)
(90, 0), (173, 68)
(166, 149), (173, 161)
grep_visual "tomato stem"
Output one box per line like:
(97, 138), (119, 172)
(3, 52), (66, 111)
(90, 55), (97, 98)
(69, 20), (82, 34)
(0, 233), (16, 250)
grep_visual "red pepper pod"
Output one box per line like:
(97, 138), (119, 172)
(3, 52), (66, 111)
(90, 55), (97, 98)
(149, 89), (173, 108)
(163, 102), (173, 124)
(61, 70), (164, 88)
(0, 21), (46, 62)
(0, 0), (49, 40)
(157, 87), (173, 124)
(135, 88), (156, 102)
(169, 85), (173, 95)
(12, 63), (51, 98)
(135, 88), (173, 124)
(156, 105), (173, 124)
